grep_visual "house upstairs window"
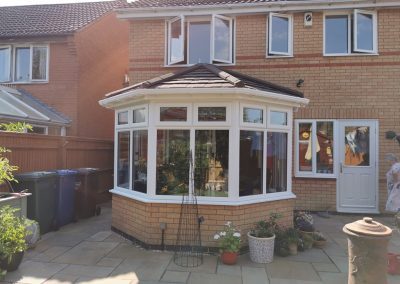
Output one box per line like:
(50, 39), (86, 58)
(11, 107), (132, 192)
(268, 13), (293, 57)
(324, 10), (377, 55)
(167, 15), (234, 65)
(0, 45), (49, 83)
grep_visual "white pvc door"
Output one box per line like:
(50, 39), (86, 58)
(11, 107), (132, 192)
(337, 120), (378, 213)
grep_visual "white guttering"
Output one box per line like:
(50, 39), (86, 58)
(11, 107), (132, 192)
(99, 88), (309, 109)
(116, 0), (400, 19)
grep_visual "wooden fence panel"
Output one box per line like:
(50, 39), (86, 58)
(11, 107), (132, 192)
(0, 132), (114, 173)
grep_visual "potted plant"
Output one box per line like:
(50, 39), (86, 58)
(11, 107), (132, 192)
(294, 211), (315, 237)
(0, 206), (31, 273)
(285, 228), (300, 255)
(301, 233), (314, 250)
(313, 231), (327, 248)
(248, 213), (281, 263)
(214, 221), (241, 265)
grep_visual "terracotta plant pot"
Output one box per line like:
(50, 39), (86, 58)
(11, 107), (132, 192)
(247, 232), (275, 263)
(0, 251), (24, 272)
(313, 240), (327, 249)
(220, 251), (238, 265)
(288, 243), (298, 255)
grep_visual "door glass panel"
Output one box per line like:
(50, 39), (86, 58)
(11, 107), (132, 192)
(298, 123), (312, 172)
(198, 107), (226, 122)
(239, 131), (263, 197)
(344, 126), (370, 166)
(156, 130), (190, 195)
(194, 130), (229, 197)
(316, 122), (334, 174)
(117, 132), (130, 189)
(267, 132), (287, 193)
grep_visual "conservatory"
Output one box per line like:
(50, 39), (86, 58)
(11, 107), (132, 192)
(99, 64), (309, 248)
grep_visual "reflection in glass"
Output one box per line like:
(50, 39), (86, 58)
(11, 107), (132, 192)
(189, 22), (211, 64)
(156, 130), (190, 195)
(132, 130), (148, 193)
(32, 47), (47, 80)
(316, 122), (334, 174)
(243, 107), (263, 124)
(239, 131), (263, 197)
(0, 47), (11, 82)
(357, 13), (373, 51)
(270, 15), (289, 54)
(118, 112), (128, 125)
(298, 123), (312, 172)
(15, 47), (30, 82)
(170, 18), (183, 63)
(267, 132), (287, 193)
(198, 107), (226, 122)
(133, 108), (146, 123)
(325, 15), (348, 54)
(117, 132), (130, 189)
(270, 111), (287, 125)
(345, 126), (370, 166)
(195, 130), (229, 197)
(160, 107), (187, 121)
(214, 17), (230, 62)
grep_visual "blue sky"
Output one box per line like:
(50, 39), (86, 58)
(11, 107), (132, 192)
(0, 0), (112, 6)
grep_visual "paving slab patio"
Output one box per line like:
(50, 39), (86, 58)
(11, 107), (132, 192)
(3, 204), (400, 284)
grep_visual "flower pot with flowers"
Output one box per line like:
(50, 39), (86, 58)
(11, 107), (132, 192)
(214, 222), (241, 265)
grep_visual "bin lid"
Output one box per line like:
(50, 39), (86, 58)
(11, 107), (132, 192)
(56, 169), (78, 176)
(15, 171), (57, 180)
(344, 217), (392, 237)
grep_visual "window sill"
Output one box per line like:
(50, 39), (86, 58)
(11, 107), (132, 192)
(110, 188), (296, 206)
(164, 63), (235, 68)
(295, 174), (336, 179)
(266, 55), (294, 59)
(323, 53), (379, 57)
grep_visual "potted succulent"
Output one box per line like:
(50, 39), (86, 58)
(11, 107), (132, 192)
(312, 231), (327, 248)
(285, 228), (300, 255)
(248, 213), (281, 263)
(0, 206), (31, 273)
(214, 221), (241, 265)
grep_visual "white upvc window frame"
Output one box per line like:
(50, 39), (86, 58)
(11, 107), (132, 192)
(211, 14), (233, 64)
(194, 103), (231, 126)
(267, 107), (291, 130)
(156, 103), (192, 126)
(26, 124), (48, 135)
(30, 45), (50, 82)
(116, 108), (131, 128)
(167, 16), (185, 65)
(115, 128), (132, 191)
(295, 119), (337, 178)
(267, 13), (293, 57)
(0, 45), (12, 83)
(240, 103), (266, 128)
(353, 9), (378, 54)
(132, 104), (148, 127)
(323, 10), (378, 56)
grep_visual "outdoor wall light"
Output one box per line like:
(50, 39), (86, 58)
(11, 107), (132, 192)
(297, 79), (305, 88)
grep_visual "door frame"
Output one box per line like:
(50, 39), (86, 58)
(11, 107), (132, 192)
(336, 119), (379, 213)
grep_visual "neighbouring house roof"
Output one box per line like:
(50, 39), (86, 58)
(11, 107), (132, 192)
(106, 63), (304, 98)
(0, 85), (71, 126)
(0, 1), (123, 39)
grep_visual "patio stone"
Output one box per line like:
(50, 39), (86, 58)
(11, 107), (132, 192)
(270, 279), (322, 284)
(107, 243), (147, 259)
(96, 257), (124, 267)
(311, 262), (339, 273)
(328, 255), (348, 273)
(216, 263), (242, 276)
(322, 243), (347, 257)
(266, 259), (321, 282)
(388, 273), (400, 284)
(39, 232), (91, 247)
(59, 264), (114, 278)
(87, 231), (113, 242)
(3, 260), (67, 284)
(167, 255), (217, 273)
(43, 273), (80, 283)
(285, 248), (331, 263)
(318, 272), (347, 284)
(242, 266), (269, 284)
(76, 276), (132, 284)
(188, 272), (242, 284)
(235, 253), (265, 268)
(161, 270), (190, 283)
(32, 246), (72, 262)
(53, 241), (119, 265)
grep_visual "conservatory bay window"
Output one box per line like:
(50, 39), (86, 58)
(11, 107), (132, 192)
(166, 15), (234, 65)
(295, 120), (335, 177)
(324, 10), (377, 56)
(268, 13), (293, 57)
(0, 47), (11, 82)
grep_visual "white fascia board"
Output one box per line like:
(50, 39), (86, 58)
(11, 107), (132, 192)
(116, 0), (400, 19)
(99, 87), (309, 109)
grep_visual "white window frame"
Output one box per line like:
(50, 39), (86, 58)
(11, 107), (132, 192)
(116, 108), (131, 128)
(26, 124), (48, 135)
(267, 107), (291, 130)
(156, 103), (192, 126)
(323, 11), (378, 56)
(295, 119), (337, 178)
(353, 9), (378, 54)
(167, 16), (185, 65)
(0, 45), (12, 83)
(267, 13), (293, 57)
(30, 45), (50, 82)
(132, 104), (148, 127)
(194, 103), (231, 126)
(212, 14), (233, 64)
(240, 103), (266, 128)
